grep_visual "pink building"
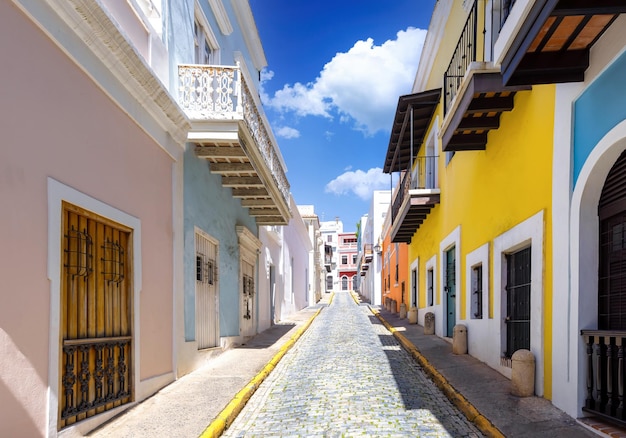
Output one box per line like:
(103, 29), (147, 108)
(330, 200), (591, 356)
(337, 232), (358, 291)
(1, 1), (188, 435)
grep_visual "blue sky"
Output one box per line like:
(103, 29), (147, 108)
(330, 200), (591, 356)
(249, 0), (436, 231)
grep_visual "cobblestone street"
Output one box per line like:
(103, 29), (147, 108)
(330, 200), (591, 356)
(223, 291), (484, 437)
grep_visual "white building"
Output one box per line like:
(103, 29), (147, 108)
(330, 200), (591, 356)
(358, 191), (391, 305)
(320, 218), (343, 292)
(258, 196), (312, 332)
(298, 205), (325, 304)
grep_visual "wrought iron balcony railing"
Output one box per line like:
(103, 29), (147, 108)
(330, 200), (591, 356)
(391, 156), (438, 223)
(178, 63), (290, 215)
(444, 1), (481, 114)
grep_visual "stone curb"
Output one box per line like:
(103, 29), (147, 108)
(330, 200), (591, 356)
(369, 306), (505, 438)
(199, 294), (332, 438)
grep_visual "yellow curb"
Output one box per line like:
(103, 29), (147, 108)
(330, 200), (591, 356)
(370, 307), (505, 438)
(200, 305), (324, 438)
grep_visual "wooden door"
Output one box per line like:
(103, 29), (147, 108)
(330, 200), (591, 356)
(59, 203), (132, 428)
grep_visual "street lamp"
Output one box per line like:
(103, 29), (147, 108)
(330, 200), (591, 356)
(373, 244), (382, 254)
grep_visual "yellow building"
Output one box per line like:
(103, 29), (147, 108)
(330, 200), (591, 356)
(384, 0), (626, 415)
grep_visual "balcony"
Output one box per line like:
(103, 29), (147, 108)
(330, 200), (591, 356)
(178, 64), (291, 225)
(581, 330), (626, 428)
(442, 0), (530, 152)
(390, 157), (440, 244)
(364, 244), (373, 263)
(500, 0), (626, 86)
(384, 89), (441, 244)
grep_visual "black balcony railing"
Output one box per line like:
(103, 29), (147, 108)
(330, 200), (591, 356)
(443, 0), (519, 115)
(391, 156), (438, 222)
(581, 330), (626, 427)
(444, 1), (479, 114)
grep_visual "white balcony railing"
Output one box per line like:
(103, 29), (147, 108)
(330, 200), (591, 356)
(178, 63), (290, 208)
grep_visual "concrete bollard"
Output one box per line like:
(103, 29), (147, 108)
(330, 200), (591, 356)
(424, 312), (435, 335)
(399, 303), (407, 319)
(452, 324), (468, 354)
(408, 307), (418, 324)
(511, 349), (535, 397)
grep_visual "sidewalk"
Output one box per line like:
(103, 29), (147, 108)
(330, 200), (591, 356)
(87, 295), (331, 438)
(367, 299), (603, 438)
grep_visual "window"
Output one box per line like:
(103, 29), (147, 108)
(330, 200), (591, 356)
(427, 268), (434, 306)
(352, 276), (357, 290)
(327, 235), (332, 243)
(341, 255), (348, 265)
(193, 9), (218, 65)
(505, 247), (531, 357)
(352, 254), (357, 264)
(326, 275), (333, 291)
(471, 264), (483, 319)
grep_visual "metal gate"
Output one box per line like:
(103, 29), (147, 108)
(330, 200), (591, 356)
(195, 230), (219, 349)
(505, 246), (531, 357)
(59, 203), (132, 428)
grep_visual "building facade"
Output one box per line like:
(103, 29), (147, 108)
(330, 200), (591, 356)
(357, 191), (391, 306)
(2, 0), (189, 435)
(383, 0), (626, 426)
(0, 0), (295, 435)
(173, 0), (291, 376)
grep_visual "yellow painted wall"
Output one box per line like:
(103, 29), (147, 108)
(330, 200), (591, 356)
(408, 85), (555, 397)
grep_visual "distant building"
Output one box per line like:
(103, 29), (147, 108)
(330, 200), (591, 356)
(320, 218), (357, 292)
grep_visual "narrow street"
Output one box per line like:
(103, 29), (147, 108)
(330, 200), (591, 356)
(223, 291), (484, 437)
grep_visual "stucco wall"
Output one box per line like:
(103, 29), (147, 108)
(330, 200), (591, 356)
(182, 145), (257, 343)
(0, 2), (175, 435)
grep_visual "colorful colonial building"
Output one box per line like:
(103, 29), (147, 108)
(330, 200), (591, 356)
(383, 0), (626, 426)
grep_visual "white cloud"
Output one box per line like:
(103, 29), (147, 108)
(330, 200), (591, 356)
(263, 27), (427, 136)
(325, 167), (389, 200)
(275, 126), (300, 139)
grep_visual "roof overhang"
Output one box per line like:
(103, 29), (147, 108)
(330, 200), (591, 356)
(383, 89), (441, 174)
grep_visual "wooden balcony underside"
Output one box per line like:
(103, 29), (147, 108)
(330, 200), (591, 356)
(503, 0), (626, 86)
(442, 73), (530, 152)
(391, 193), (440, 243)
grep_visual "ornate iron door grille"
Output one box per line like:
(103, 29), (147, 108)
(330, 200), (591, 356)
(505, 246), (531, 358)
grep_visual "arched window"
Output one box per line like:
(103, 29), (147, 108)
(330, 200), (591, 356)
(352, 275), (357, 291)
(341, 276), (348, 290)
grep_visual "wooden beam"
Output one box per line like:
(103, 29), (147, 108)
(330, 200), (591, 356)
(248, 208), (280, 216)
(553, 1), (626, 16)
(467, 95), (515, 114)
(443, 133), (488, 151)
(458, 116), (500, 131)
(221, 176), (264, 187)
(241, 199), (275, 207)
(195, 146), (246, 158)
(210, 162), (254, 173)
(231, 188), (269, 198)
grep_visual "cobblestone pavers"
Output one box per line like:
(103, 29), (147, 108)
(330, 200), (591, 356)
(222, 291), (484, 437)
